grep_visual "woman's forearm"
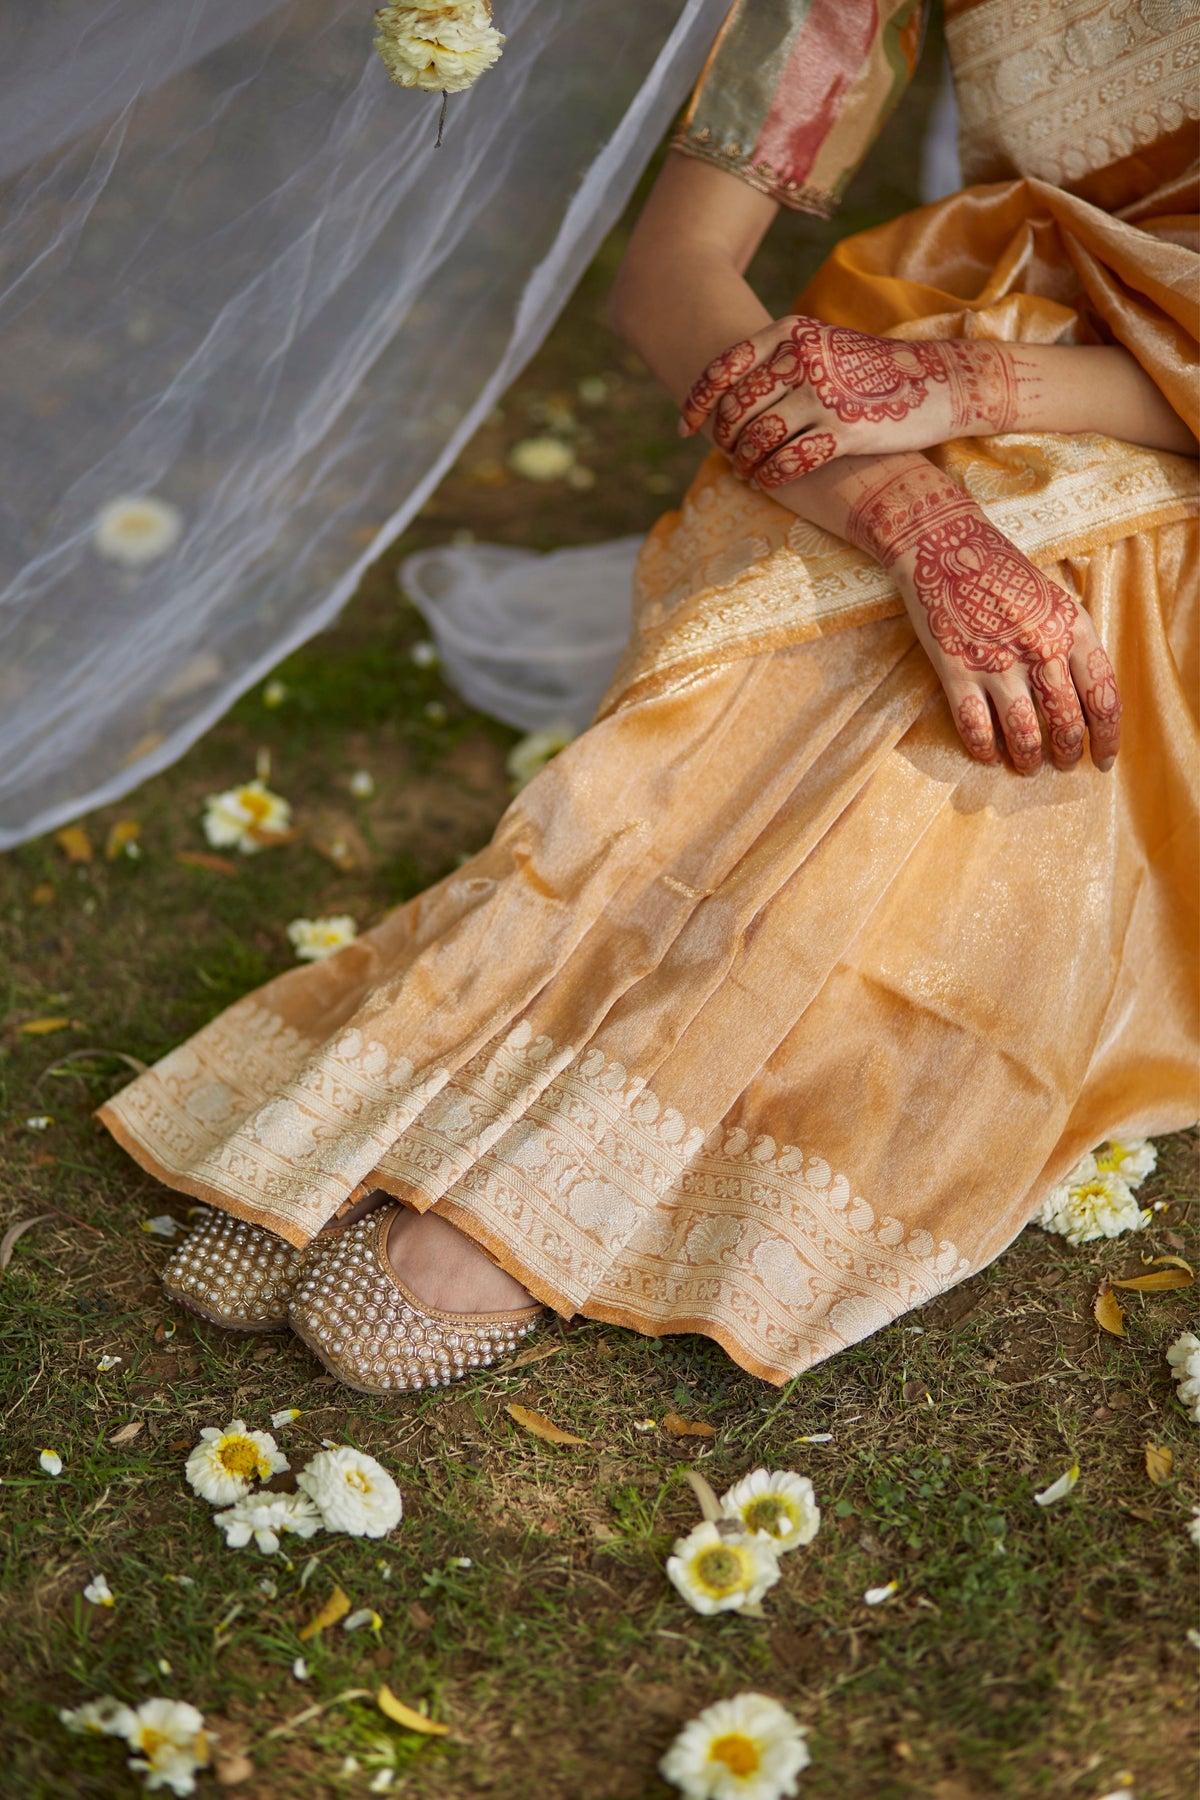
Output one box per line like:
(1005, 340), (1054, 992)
(956, 342), (1195, 453)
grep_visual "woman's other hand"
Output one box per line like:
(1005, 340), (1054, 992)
(679, 317), (1033, 480)
(845, 461), (1121, 773)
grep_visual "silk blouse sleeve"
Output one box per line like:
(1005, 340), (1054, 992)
(672, 0), (929, 218)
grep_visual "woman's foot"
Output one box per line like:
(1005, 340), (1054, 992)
(287, 1204), (544, 1394)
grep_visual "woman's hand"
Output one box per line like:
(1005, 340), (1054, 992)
(845, 462), (1121, 772)
(679, 316), (1033, 483)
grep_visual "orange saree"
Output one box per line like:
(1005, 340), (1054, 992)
(100, 0), (1199, 1385)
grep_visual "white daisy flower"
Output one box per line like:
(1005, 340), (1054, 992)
(508, 436), (576, 482)
(1035, 1156), (1147, 1246)
(374, 1), (505, 95)
(60, 1696), (136, 1738)
(410, 639), (439, 668)
(1167, 1331), (1200, 1423)
(202, 779), (292, 854)
(296, 1445), (403, 1538)
(507, 722), (575, 792)
(1033, 1461), (1080, 1507)
(659, 1691), (810, 1800)
(123, 1698), (211, 1796)
(286, 915), (358, 962)
(665, 1521), (781, 1617)
(84, 1574), (115, 1607)
(213, 1490), (323, 1555)
(93, 495), (183, 569)
(184, 1419), (288, 1506)
(24, 1115), (53, 1131)
(39, 1448), (63, 1476)
(720, 1470), (820, 1553)
(1093, 1137), (1157, 1189)
(271, 1408), (301, 1429)
(348, 769), (376, 799)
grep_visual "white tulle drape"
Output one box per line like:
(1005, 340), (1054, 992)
(0, 0), (728, 848)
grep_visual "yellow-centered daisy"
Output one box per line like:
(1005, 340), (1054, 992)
(665, 1520), (780, 1617)
(719, 1470), (820, 1553)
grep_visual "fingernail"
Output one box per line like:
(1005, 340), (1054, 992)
(676, 418), (691, 438)
(1097, 756), (1116, 773)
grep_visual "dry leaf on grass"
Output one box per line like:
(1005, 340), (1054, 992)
(1094, 1287), (1125, 1336)
(497, 1341), (564, 1373)
(407, 1600), (434, 1632)
(1144, 1443), (1173, 1486)
(298, 1584), (351, 1641)
(377, 1685), (449, 1735)
(109, 1421), (144, 1445)
(54, 826), (93, 863)
(505, 1403), (588, 1446)
(176, 850), (239, 876)
(18, 1018), (73, 1036)
(1110, 1257), (1194, 1293)
(214, 1753), (255, 1787)
(0, 1214), (59, 1272)
(104, 819), (141, 860)
(663, 1411), (716, 1439)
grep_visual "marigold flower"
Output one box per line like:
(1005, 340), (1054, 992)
(720, 1470), (820, 1553)
(286, 915), (359, 961)
(296, 1445), (404, 1537)
(185, 1419), (288, 1506)
(659, 1691), (810, 1800)
(666, 1521), (780, 1617)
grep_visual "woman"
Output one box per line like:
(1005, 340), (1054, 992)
(100, 0), (1198, 1392)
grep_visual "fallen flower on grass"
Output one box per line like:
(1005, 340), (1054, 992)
(60, 1696), (134, 1738)
(263, 679), (288, 707)
(292, 1658), (309, 1681)
(84, 1574), (115, 1607)
(286, 915), (358, 962)
(410, 639), (438, 667)
(659, 1692), (810, 1800)
(185, 1419), (288, 1506)
(96, 1354), (122, 1373)
(24, 1115), (53, 1131)
(94, 496), (183, 568)
(1033, 1461), (1080, 1507)
(507, 723), (574, 791)
(213, 1491), (323, 1554)
(796, 1433), (833, 1445)
(720, 1470), (820, 1553)
(62, 1695), (211, 1796)
(1036, 1155), (1147, 1246)
(1166, 1330), (1200, 1422)
(297, 1445), (403, 1537)
(508, 436), (575, 482)
(39, 1449), (63, 1476)
(863, 1581), (899, 1606)
(202, 779), (292, 854)
(1093, 1137), (1157, 1186)
(343, 1608), (383, 1633)
(1188, 1507), (1200, 1549)
(349, 770), (376, 799)
(141, 1214), (181, 1239)
(271, 1407), (302, 1429)
(666, 1521), (781, 1617)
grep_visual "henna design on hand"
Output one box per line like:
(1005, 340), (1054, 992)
(681, 337), (759, 427)
(943, 342), (1021, 435)
(787, 318), (950, 426)
(956, 693), (998, 762)
(1004, 695), (1043, 765)
(755, 431), (837, 486)
(1083, 646), (1122, 731)
(733, 411), (790, 477)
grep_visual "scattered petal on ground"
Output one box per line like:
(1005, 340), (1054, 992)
(1033, 1462), (1080, 1507)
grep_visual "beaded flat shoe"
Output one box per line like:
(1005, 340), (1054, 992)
(287, 1205), (544, 1394)
(162, 1207), (301, 1332)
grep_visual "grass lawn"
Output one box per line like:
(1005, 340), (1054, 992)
(2, 36), (1197, 1800)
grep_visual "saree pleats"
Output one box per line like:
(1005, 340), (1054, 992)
(101, 174), (1198, 1386)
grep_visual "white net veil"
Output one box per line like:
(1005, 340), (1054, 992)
(0, 0), (729, 848)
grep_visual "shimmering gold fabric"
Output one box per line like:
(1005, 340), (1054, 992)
(100, 19), (1199, 1386)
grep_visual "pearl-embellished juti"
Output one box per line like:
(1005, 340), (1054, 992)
(287, 1204), (544, 1395)
(162, 1207), (301, 1332)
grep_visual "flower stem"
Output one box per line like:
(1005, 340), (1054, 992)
(435, 89), (448, 149)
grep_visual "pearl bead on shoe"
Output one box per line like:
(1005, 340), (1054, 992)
(288, 1204), (544, 1395)
(162, 1207), (301, 1332)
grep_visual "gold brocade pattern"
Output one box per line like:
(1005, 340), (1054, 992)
(947, 0), (1200, 190)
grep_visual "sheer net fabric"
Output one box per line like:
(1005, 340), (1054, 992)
(0, 0), (728, 848)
